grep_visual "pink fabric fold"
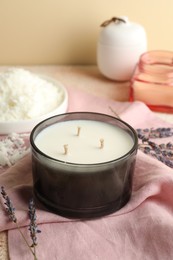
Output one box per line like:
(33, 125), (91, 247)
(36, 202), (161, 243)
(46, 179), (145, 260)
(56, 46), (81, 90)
(1, 87), (173, 259)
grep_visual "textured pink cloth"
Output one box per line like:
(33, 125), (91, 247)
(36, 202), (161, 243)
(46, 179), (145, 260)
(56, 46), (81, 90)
(1, 88), (173, 260)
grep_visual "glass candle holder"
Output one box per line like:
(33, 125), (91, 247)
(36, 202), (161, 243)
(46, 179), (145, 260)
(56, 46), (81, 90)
(30, 112), (138, 219)
(130, 50), (173, 113)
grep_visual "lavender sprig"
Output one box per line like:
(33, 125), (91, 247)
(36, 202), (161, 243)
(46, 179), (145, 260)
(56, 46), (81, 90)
(136, 128), (173, 168)
(1, 186), (17, 223)
(28, 198), (41, 248)
(136, 127), (173, 139)
(1, 186), (40, 259)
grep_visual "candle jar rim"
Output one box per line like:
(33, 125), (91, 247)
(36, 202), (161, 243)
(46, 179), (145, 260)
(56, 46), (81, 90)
(30, 112), (138, 167)
(140, 50), (173, 66)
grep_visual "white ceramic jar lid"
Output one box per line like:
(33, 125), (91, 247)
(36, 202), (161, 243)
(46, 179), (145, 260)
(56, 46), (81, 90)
(99, 16), (146, 47)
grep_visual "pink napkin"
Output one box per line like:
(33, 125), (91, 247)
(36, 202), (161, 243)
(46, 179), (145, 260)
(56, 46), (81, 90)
(1, 87), (173, 260)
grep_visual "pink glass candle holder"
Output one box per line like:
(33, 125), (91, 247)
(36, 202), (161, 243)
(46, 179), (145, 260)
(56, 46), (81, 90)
(130, 50), (173, 113)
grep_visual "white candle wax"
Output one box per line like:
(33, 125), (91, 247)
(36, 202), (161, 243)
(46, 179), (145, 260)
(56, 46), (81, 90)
(34, 120), (134, 164)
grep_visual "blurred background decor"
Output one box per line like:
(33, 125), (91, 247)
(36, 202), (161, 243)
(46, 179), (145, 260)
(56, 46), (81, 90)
(0, 0), (173, 65)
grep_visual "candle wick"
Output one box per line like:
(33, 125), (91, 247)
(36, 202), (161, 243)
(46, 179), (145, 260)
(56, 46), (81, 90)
(77, 126), (81, 136)
(63, 144), (68, 155)
(100, 138), (104, 149)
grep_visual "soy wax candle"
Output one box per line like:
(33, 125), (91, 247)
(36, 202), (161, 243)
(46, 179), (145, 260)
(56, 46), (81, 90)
(30, 112), (138, 219)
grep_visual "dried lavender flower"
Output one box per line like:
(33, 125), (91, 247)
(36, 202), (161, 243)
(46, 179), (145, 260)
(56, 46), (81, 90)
(137, 128), (173, 169)
(28, 198), (41, 247)
(136, 127), (173, 139)
(1, 186), (17, 223)
(0, 187), (40, 259)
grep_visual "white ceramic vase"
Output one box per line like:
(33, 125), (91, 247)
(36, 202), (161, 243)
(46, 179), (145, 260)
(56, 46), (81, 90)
(97, 16), (147, 81)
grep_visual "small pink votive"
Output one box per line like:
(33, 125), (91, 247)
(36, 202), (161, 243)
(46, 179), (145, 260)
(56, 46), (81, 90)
(130, 50), (173, 113)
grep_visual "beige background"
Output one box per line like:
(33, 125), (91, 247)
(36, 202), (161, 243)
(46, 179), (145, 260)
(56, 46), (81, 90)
(0, 0), (172, 65)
